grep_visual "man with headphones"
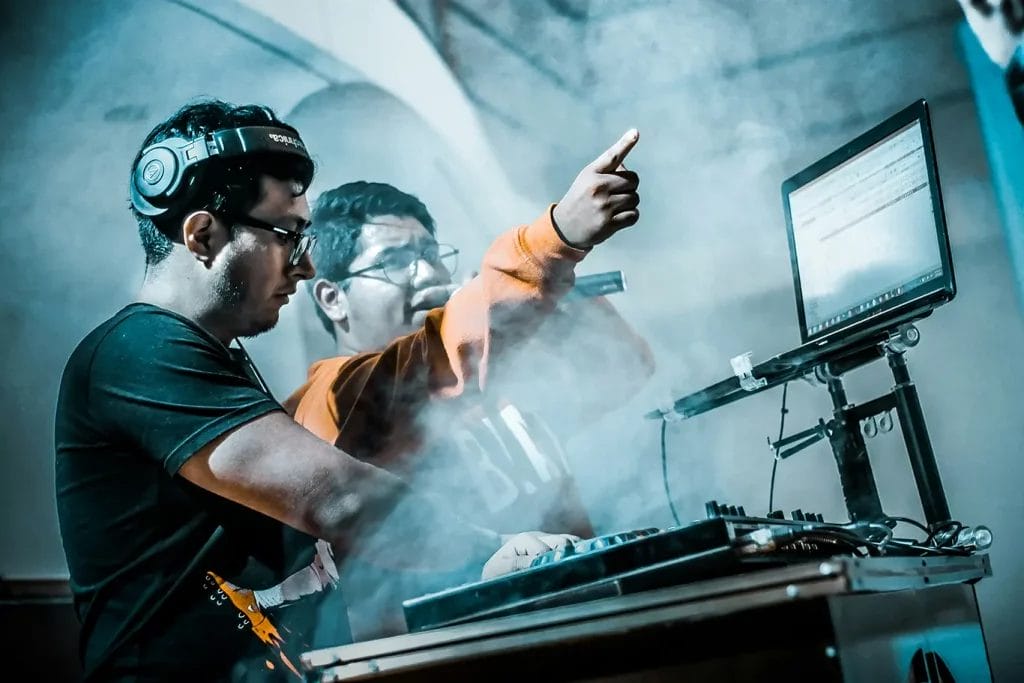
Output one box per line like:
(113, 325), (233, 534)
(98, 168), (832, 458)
(54, 99), (642, 680)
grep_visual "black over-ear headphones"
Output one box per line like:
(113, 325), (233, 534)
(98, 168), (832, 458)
(130, 125), (313, 217)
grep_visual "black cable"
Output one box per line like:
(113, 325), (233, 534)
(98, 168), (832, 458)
(884, 515), (932, 537)
(767, 382), (790, 515)
(886, 538), (971, 556)
(660, 419), (682, 527)
(853, 519), (971, 556)
(926, 520), (964, 547)
(880, 516), (971, 551)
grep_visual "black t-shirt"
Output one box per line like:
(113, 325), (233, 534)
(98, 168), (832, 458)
(55, 304), (312, 681)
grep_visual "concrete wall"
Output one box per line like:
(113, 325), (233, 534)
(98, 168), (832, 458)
(1, 0), (1020, 678)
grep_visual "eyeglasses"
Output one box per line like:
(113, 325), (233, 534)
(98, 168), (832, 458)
(228, 213), (317, 266)
(344, 243), (459, 285)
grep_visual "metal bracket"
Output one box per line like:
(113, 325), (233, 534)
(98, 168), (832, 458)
(731, 352), (767, 392)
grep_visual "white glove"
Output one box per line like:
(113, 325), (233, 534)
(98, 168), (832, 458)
(481, 531), (581, 580)
(253, 539), (339, 610)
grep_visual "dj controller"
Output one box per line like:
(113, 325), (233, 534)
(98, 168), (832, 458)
(402, 502), (864, 632)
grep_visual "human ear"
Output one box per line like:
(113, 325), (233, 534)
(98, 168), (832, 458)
(313, 278), (350, 326)
(181, 211), (228, 265)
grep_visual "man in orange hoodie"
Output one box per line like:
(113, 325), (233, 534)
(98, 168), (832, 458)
(285, 131), (654, 639)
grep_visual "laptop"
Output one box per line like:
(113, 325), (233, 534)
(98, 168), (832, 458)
(759, 98), (957, 375)
(651, 99), (958, 420)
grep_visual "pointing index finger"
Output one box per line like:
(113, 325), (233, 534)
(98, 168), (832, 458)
(592, 128), (639, 173)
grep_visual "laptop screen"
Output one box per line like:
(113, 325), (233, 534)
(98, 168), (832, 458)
(783, 99), (955, 345)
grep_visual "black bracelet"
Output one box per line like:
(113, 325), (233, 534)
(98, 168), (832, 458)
(549, 204), (591, 251)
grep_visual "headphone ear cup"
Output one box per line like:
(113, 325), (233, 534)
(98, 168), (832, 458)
(130, 137), (190, 216)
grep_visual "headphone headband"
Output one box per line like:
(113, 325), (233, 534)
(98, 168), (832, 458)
(130, 125), (313, 217)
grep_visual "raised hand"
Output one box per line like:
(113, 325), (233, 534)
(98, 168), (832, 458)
(552, 129), (641, 249)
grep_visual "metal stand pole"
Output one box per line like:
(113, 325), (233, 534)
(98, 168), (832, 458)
(825, 375), (885, 522)
(887, 351), (952, 529)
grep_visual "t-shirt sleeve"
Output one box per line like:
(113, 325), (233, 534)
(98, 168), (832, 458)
(87, 310), (282, 474)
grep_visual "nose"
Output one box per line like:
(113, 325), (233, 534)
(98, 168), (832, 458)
(410, 258), (447, 289)
(291, 250), (316, 282)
